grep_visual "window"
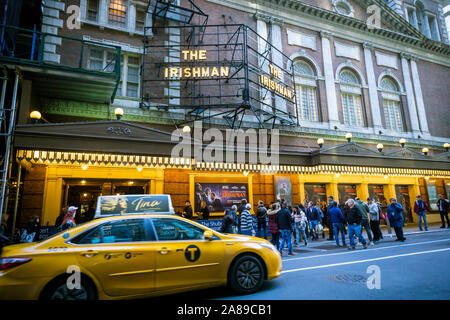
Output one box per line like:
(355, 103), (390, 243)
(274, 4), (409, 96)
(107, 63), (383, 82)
(109, 0), (127, 27)
(89, 48), (140, 98)
(380, 77), (404, 132)
(152, 218), (205, 241)
(117, 54), (140, 98)
(87, 0), (99, 22)
(136, 8), (146, 32)
(332, 0), (354, 17)
(72, 219), (148, 244)
(293, 60), (318, 122)
(428, 15), (440, 41)
(88, 48), (117, 72)
(339, 69), (364, 127)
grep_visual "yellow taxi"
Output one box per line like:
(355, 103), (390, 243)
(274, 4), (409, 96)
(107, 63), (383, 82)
(0, 195), (281, 300)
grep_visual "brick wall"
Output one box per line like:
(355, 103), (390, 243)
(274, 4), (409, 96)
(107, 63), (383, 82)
(19, 165), (46, 226)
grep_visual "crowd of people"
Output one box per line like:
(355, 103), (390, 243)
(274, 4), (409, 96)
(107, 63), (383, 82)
(211, 193), (449, 255)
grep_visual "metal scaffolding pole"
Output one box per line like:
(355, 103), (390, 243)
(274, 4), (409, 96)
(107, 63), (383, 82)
(0, 68), (19, 223)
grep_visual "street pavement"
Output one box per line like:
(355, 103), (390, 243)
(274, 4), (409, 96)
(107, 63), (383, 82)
(167, 225), (450, 300)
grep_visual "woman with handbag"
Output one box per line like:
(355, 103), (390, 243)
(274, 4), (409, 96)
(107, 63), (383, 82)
(368, 198), (382, 242)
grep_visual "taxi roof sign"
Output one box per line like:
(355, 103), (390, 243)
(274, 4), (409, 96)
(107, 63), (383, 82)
(94, 194), (175, 218)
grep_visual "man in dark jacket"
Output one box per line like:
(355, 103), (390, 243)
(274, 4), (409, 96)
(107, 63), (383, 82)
(277, 202), (294, 256)
(328, 201), (346, 247)
(346, 199), (367, 250)
(387, 198), (406, 241)
(306, 202), (320, 240)
(414, 195), (429, 231)
(256, 200), (268, 239)
(437, 194), (450, 228)
(326, 196), (335, 240)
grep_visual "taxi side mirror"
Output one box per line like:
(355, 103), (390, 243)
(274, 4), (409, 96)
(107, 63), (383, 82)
(203, 230), (213, 240)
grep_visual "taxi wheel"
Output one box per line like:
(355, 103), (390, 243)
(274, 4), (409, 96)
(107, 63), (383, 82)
(228, 255), (265, 294)
(41, 275), (97, 301)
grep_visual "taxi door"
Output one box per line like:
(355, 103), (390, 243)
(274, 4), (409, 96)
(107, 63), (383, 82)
(151, 217), (225, 292)
(73, 218), (156, 297)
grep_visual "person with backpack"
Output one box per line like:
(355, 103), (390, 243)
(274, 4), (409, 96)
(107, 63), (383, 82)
(368, 197), (382, 242)
(256, 200), (268, 239)
(239, 204), (254, 236)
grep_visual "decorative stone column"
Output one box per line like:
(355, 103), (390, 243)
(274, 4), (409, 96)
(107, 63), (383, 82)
(270, 17), (286, 114)
(400, 52), (421, 136)
(99, 0), (108, 29)
(255, 13), (272, 113)
(409, 55), (430, 137)
(363, 42), (383, 133)
(320, 31), (340, 129)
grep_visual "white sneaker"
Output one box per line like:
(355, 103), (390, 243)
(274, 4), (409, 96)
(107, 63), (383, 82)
(370, 242), (375, 246)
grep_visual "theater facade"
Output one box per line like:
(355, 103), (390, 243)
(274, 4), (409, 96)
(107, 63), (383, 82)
(0, 0), (449, 230)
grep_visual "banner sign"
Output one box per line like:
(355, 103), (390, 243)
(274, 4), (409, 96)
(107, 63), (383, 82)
(194, 183), (248, 213)
(426, 180), (438, 211)
(197, 217), (270, 237)
(274, 176), (292, 205)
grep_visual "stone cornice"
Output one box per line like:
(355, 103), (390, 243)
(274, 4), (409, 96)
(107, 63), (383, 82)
(258, 0), (450, 58)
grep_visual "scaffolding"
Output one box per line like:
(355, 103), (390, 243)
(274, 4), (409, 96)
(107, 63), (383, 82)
(142, 1), (298, 129)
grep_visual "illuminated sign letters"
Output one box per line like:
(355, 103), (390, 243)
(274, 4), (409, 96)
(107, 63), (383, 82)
(164, 50), (230, 79)
(260, 64), (293, 101)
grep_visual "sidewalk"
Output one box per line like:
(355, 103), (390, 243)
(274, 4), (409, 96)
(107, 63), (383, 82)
(290, 223), (450, 250)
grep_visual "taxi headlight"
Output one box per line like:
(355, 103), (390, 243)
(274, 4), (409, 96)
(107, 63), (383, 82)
(260, 241), (278, 253)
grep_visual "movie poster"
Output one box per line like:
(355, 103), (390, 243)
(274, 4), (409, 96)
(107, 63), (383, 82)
(395, 185), (412, 222)
(194, 183), (248, 213)
(274, 176), (292, 205)
(426, 180), (438, 211)
(304, 183), (327, 207)
(368, 184), (388, 208)
(338, 184), (357, 206)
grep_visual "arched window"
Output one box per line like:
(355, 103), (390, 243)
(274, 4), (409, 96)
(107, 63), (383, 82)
(380, 77), (404, 132)
(332, 0), (354, 17)
(339, 69), (364, 127)
(293, 60), (319, 122)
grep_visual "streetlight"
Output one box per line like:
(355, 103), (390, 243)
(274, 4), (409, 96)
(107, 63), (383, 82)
(399, 138), (406, 148)
(345, 133), (352, 143)
(377, 144), (383, 152)
(422, 147), (429, 156)
(182, 125), (191, 133)
(30, 111), (42, 123)
(317, 138), (324, 148)
(114, 107), (124, 120)
(444, 143), (449, 152)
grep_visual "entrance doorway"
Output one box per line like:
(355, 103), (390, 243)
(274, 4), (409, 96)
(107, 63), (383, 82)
(62, 179), (150, 224)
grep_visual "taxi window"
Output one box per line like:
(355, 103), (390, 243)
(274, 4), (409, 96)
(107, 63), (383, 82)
(152, 218), (204, 241)
(72, 219), (149, 244)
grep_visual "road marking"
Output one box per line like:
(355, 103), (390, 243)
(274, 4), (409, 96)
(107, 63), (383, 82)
(281, 247), (450, 274)
(283, 238), (450, 262)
